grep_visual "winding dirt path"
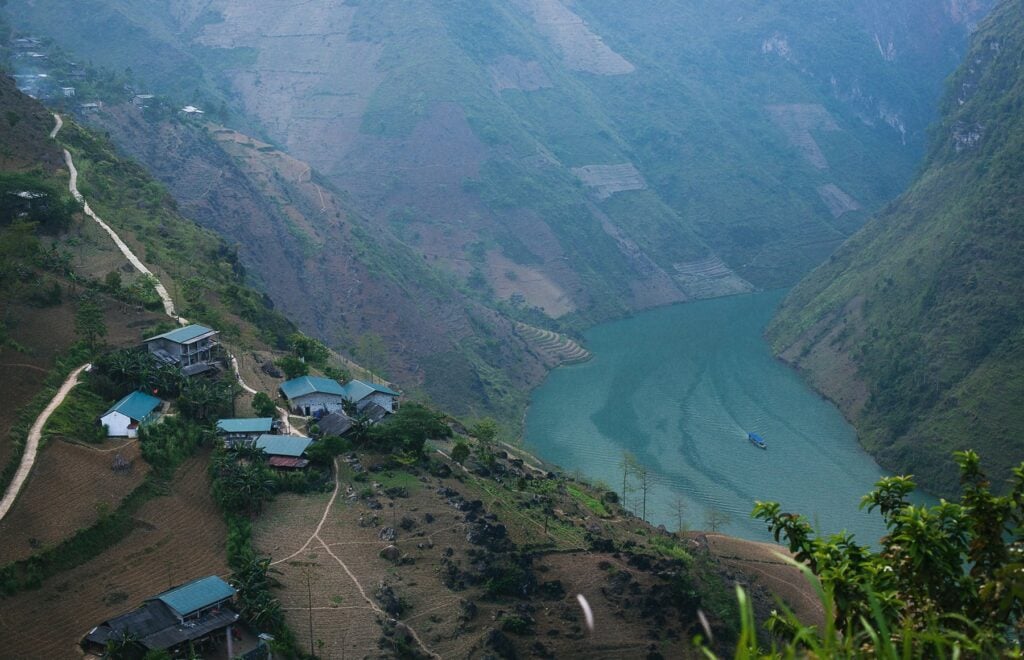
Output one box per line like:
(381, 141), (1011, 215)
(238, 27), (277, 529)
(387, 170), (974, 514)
(50, 113), (63, 139)
(0, 364), (90, 522)
(270, 458), (440, 659)
(229, 355), (294, 434)
(0, 363), (48, 374)
(63, 148), (181, 322)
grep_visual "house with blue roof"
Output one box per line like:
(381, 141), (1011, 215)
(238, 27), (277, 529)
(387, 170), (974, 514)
(216, 417), (276, 447)
(82, 575), (247, 658)
(100, 390), (163, 438)
(255, 434), (314, 470)
(143, 323), (222, 376)
(341, 379), (400, 415)
(280, 375), (346, 416)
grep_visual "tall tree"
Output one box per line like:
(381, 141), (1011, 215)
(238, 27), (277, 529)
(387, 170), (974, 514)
(669, 495), (688, 533)
(638, 465), (649, 520)
(252, 391), (277, 418)
(288, 332), (330, 365)
(74, 293), (106, 348)
(703, 507), (732, 533)
(620, 451), (639, 510)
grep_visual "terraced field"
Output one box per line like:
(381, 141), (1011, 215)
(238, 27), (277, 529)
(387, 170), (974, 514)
(515, 322), (591, 366)
(0, 452), (227, 658)
(0, 440), (147, 565)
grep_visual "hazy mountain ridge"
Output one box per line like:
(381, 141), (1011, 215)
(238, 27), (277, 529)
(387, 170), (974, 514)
(6, 0), (986, 296)
(767, 0), (1024, 496)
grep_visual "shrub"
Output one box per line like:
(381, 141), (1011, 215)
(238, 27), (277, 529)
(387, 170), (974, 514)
(748, 450), (1024, 656)
(252, 391), (277, 418)
(451, 441), (470, 464)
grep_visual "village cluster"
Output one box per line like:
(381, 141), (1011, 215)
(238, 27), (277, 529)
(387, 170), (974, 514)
(9, 34), (203, 116)
(87, 323), (400, 658)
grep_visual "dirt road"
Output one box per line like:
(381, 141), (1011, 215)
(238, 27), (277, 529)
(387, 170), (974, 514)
(62, 145), (181, 322)
(0, 363), (90, 522)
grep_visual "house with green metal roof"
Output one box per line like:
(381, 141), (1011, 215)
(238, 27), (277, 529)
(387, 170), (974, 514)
(279, 375), (346, 416)
(81, 575), (246, 658)
(341, 379), (401, 415)
(153, 575), (236, 619)
(255, 434), (313, 458)
(255, 434), (314, 470)
(216, 417), (276, 447)
(143, 323), (222, 376)
(100, 390), (162, 438)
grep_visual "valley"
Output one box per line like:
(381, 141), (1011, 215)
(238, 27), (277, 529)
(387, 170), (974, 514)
(2, 0), (990, 427)
(2, 0), (1024, 656)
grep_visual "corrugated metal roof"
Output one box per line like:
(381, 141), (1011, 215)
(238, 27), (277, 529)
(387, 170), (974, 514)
(255, 434), (313, 457)
(342, 379), (399, 402)
(102, 391), (161, 421)
(141, 608), (238, 650)
(144, 324), (217, 345)
(153, 575), (235, 618)
(318, 411), (355, 437)
(216, 418), (274, 434)
(268, 456), (310, 469)
(279, 375), (345, 400)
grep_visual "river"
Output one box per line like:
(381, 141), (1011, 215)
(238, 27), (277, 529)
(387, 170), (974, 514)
(525, 290), (917, 544)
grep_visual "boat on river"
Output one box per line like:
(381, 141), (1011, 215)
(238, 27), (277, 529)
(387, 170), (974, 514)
(748, 432), (767, 449)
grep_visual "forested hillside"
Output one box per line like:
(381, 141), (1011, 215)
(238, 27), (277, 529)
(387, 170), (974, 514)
(767, 0), (1024, 496)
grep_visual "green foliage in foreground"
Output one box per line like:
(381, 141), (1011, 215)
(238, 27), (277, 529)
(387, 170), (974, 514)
(727, 450), (1024, 657)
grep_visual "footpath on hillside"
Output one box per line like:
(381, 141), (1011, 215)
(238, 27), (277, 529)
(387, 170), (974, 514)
(1, 115), (282, 521)
(0, 364), (90, 521)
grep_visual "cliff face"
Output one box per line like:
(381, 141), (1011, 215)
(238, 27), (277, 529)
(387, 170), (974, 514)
(767, 0), (1024, 496)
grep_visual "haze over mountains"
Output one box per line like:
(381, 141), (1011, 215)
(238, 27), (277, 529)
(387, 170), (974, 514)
(4, 0), (992, 422)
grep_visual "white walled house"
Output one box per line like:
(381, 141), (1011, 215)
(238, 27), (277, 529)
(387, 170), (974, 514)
(279, 376), (346, 416)
(340, 380), (400, 414)
(100, 391), (162, 438)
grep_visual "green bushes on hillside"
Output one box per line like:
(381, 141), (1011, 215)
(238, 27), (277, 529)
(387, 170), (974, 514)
(363, 403), (451, 457)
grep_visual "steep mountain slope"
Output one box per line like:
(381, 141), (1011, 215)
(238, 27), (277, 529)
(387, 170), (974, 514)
(80, 105), (553, 422)
(767, 0), (1024, 496)
(5, 0), (987, 304)
(0, 78), (820, 659)
(3, 0), (989, 423)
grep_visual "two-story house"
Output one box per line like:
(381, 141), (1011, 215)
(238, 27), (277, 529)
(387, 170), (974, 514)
(144, 324), (221, 376)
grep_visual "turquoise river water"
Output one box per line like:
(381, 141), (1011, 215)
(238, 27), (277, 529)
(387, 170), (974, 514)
(525, 290), (921, 544)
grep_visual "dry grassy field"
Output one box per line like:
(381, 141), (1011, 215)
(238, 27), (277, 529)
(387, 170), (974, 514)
(0, 452), (227, 658)
(688, 532), (825, 627)
(0, 440), (147, 565)
(255, 465), (475, 659)
(253, 453), (740, 659)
